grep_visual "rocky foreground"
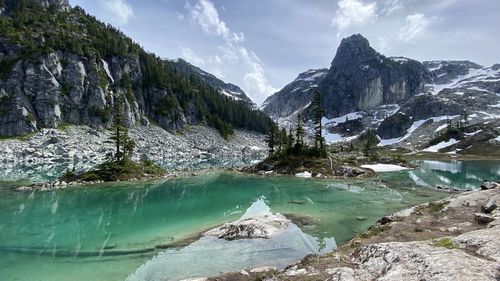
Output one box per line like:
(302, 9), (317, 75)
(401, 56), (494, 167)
(204, 182), (500, 281)
(0, 125), (266, 182)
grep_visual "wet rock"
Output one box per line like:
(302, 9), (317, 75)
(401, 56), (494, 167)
(481, 182), (500, 190)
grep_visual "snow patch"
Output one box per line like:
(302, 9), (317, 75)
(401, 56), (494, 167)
(361, 164), (410, 172)
(423, 139), (459, 153)
(101, 60), (114, 84)
(295, 171), (312, 178)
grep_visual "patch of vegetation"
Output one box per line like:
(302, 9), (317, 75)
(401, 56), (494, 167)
(357, 224), (391, 239)
(64, 160), (165, 182)
(0, 132), (36, 141)
(432, 238), (458, 249)
(0, 57), (16, 79)
(415, 201), (448, 214)
(88, 106), (110, 123)
(60, 82), (72, 96)
(57, 122), (72, 130)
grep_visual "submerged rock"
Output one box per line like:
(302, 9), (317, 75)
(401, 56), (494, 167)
(205, 214), (290, 240)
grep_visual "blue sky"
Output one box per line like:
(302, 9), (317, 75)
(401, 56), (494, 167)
(70, 0), (500, 104)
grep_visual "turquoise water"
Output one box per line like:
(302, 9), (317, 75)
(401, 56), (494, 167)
(0, 160), (499, 280)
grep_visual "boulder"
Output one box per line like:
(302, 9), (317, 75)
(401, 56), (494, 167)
(204, 214), (290, 240)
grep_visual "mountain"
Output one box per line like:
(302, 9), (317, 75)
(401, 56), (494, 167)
(262, 34), (429, 121)
(262, 34), (500, 152)
(171, 58), (255, 106)
(0, 0), (273, 137)
(262, 68), (327, 121)
(318, 34), (429, 118)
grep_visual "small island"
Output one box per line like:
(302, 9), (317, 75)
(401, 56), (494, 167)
(247, 91), (413, 178)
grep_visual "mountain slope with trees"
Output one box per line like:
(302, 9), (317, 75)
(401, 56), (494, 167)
(0, 0), (273, 138)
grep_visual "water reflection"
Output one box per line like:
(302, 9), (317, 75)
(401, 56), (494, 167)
(408, 160), (500, 190)
(127, 198), (336, 281)
(0, 154), (264, 184)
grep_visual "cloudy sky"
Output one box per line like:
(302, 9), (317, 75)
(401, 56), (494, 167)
(70, 0), (500, 105)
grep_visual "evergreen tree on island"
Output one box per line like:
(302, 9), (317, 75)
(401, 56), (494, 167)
(265, 126), (277, 156)
(295, 113), (305, 149)
(312, 90), (325, 155)
(108, 96), (135, 163)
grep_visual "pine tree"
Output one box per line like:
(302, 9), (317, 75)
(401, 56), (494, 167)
(287, 125), (295, 150)
(312, 90), (325, 152)
(280, 127), (288, 151)
(295, 113), (305, 149)
(109, 96), (135, 163)
(461, 109), (469, 128)
(265, 126), (277, 156)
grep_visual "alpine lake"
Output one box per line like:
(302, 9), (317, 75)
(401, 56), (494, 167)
(0, 159), (499, 281)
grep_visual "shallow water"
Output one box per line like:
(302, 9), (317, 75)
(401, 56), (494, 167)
(0, 160), (498, 281)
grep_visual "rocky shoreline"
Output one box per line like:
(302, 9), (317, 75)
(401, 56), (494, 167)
(204, 182), (500, 281)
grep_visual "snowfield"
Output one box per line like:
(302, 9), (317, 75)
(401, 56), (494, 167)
(361, 164), (410, 172)
(423, 138), (459, 153)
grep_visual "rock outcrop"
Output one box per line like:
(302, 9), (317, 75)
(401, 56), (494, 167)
(213, 184), (500, 281)
(205, 214), (290, 240)
(376, 112), (412, 139)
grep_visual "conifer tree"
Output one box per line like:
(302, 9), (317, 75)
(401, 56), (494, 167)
(265, 126), (277, 156)
(287, 125), (295, 150)
(312, 90), (325, 151)
(280, 127), (288, 151)
(295, 114), (305, 149)
(109, 96), (135, 163)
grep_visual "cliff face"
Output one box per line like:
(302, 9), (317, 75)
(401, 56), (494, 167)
(319, 34), (429, 118)
(0, 42), (183, 136)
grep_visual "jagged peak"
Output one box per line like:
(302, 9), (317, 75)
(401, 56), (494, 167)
(332, 34), (379, 67)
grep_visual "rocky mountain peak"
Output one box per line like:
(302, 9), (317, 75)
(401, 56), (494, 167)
(331, 34), (378, 68)
(319, 34), (428, 118)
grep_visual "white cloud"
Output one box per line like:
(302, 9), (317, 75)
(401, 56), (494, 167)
(332, 0), (377, 33)
(382, 0), (403, 15)
(239, 47), (279, 104)
(180, 47), (205, 66)
(189, 0), (244, 43)
(176, 12), (185, 21)
(183, 0), (276, 104)
(398, 13), (430, 43)
(100, 0), (134, 26)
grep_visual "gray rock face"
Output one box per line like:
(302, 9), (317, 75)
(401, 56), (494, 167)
(262, 68), (328, 120)
(423, 60), (482, 84)
(0, 49), (151, 136)
(399, 94), (461, 121)
(171, 58), (255, 106)
(348, 241), (499, 281)
(319, 34), (429, 118)
(377, 112), (412, 139)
